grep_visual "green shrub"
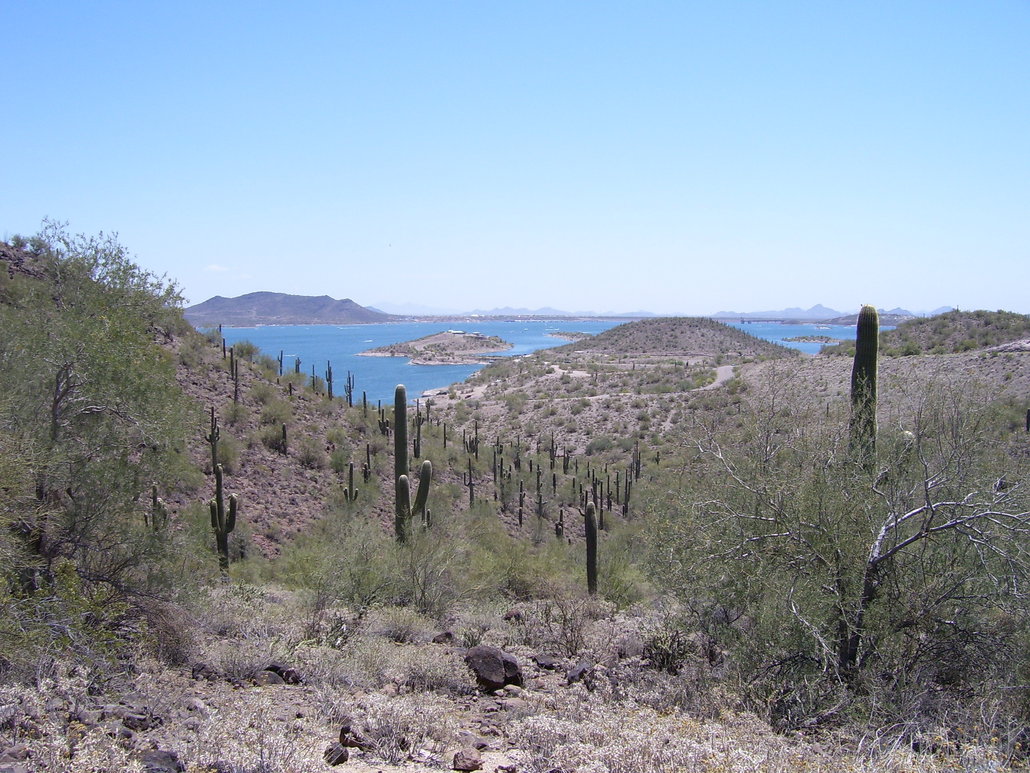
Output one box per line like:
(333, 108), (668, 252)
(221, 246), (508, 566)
(297, 436), (326, 469)
(223, 401), (249, 427)
(232, 340), (258, 361)
(257, 424), (287, 453)
(249, 382), (275, 405)
(260, 400), (292, 426)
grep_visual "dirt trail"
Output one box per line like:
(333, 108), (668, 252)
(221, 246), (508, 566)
(699, 364), (735, 390)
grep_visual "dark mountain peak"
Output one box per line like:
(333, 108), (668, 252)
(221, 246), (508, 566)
(184, 292), (392, 326)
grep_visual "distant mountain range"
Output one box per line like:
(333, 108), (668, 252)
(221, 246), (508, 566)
(184, 292), (392, 326)
(712, 305), (955, 322)
(185, 293), (957, 326)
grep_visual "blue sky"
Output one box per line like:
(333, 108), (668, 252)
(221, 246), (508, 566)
(3, 1), (1028, 315)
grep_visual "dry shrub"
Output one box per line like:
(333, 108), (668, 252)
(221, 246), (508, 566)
(366, 606), (435, 644)
(349, 692), (457, 765)
(182, 690), (327, 772)
(306, 632), (474, 699)
(139, 599), (195, 666)
(393, 646), (476, 697)
(510, 587), (615, 657)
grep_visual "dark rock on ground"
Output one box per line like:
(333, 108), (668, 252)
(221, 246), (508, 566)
(566, 659), (596, 687)
(324, 743), (349, 765)
(453, 747), (484, 771)
(264, 661), (303, 684)
(464, 645), (523, 692)
(140, 748), (185, 773)
(433, 630), (457, 644)
(531, 653), (560, 670)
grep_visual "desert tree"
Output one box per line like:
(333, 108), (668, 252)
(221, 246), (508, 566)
(647, 363), (1029, 726)
(0, 222), (193, 597)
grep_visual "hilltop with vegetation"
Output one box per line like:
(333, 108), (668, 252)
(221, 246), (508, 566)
(558, 315), (796, 360)
(823, 309), (1030, 356)
(1, 227), (1029, 772)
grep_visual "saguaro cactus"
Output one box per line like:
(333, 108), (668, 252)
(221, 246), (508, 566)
(394, 384), (433, 541)
(342, 462), (359, 502)
(584, 501), (598, 595)
(206, 406), (220, 472)
(849, 304), (879, 462)
(209, 463), (238, 571)
(397, 460), (433, 536)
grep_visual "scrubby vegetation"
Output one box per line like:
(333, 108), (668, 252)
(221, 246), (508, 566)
(1, 225), (1029, 771)
(824, 309), (1030, 356)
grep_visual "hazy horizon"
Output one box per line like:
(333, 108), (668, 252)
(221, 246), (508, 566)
(3, 3), (1028, 314)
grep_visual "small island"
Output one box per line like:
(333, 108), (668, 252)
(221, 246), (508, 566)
(548, 331), (593, 342)
(359, 330), (513, 365)
(783, 335), (845, 344)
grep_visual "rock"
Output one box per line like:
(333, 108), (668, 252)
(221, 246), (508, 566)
(433, 630), (456, 645)
(123, 711), (161, 731)
(140, 749), (185, 773)
(339, 721), (375, 751)
(264, 661), (303, 684)
(566, 659), (595, 687)
(453, 748), (483, 771)
(464, 645), (523, 692)
(184, 697), (207, 713)
(253, 670), (285, 686)
(323, 743), (349, 765)
(530, 653), (560, 670)
(191, 662), (220, 681)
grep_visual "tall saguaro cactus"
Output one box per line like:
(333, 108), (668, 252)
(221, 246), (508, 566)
(849, 304), (879, 463)
(209, 463), (238, 571)
(394, 384), (433, 541)
(584, 501), (598, 595)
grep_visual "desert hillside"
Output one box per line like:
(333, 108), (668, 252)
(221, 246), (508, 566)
(2, 232), (1029, 772)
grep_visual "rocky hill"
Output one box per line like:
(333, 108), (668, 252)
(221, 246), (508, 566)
(184, 291), (392, 326)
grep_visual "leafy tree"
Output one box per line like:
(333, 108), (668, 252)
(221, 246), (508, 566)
(0, 221), (194, 609)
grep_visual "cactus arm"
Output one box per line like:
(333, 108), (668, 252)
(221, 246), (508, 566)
(411, 460), (432, 516)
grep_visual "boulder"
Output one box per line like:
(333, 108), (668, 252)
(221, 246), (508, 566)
(453, 748), (483, 771)
(323, 743), (349, 766)
(464, 645), (523, 692)
(566, 659), (595, 687)
(140, 749), (185, 773)
(264, 661), (303, 684)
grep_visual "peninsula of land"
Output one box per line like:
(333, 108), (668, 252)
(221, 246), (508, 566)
(359, 330), (513, 365)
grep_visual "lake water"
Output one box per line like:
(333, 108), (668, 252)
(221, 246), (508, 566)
(220, 319), (858, 404)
